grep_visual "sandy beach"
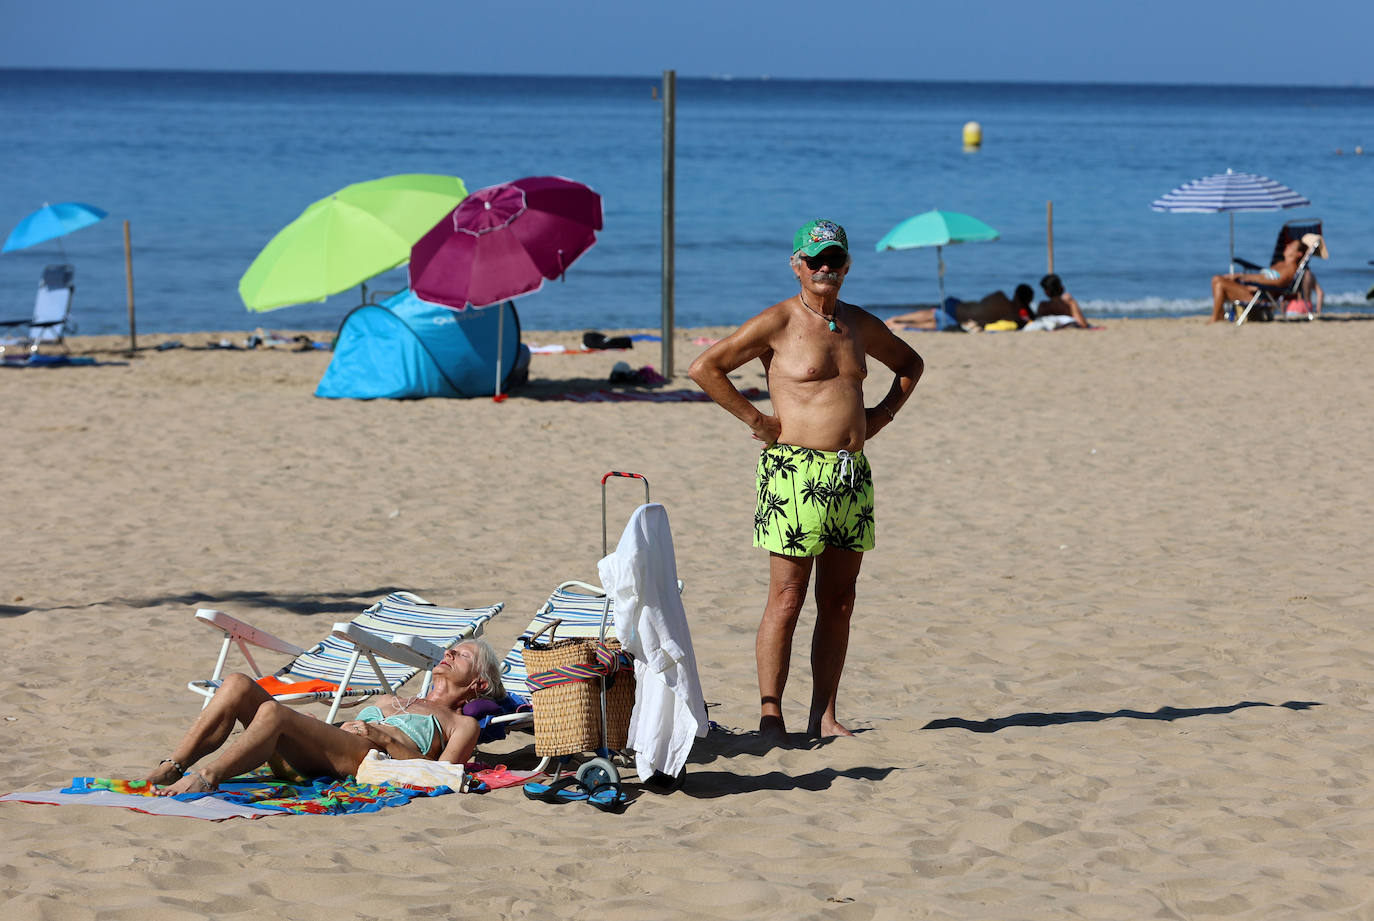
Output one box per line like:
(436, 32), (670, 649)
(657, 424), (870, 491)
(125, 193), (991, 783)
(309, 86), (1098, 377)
(3, 316), (1373, 920)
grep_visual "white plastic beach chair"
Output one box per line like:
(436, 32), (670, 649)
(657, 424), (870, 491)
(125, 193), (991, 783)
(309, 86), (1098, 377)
(188, 591), (504, 723)
(0, 264), (75, 358)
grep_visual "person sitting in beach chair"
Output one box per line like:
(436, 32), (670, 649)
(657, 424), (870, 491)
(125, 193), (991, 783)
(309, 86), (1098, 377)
(886, 284), (1035, 331)
(1209, 236), (1315, 324)
(1234, 220), (1327, 319)
(144, 637), (506, 796)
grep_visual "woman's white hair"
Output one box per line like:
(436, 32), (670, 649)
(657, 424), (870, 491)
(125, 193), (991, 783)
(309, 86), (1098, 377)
(455, 637), (506, 700)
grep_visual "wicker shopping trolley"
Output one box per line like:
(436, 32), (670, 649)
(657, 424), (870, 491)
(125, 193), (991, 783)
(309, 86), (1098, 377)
(509, 471), (653, 785)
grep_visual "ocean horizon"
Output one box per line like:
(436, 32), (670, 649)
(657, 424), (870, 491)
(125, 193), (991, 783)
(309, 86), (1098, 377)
(2, 67), (1371, 335)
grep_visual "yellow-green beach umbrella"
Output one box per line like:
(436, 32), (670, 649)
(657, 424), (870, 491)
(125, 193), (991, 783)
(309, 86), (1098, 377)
(239, 174), (468, 311)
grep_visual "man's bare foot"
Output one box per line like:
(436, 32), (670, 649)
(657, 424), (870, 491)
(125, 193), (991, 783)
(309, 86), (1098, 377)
(143, 759), (185, 786)
(808, 716), (856, 739)
(759, 715), (791, 748)
(155, 769), (216, 797)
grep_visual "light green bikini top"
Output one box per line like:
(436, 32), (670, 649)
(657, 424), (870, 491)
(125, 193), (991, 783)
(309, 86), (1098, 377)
(357, 705), (442, 755)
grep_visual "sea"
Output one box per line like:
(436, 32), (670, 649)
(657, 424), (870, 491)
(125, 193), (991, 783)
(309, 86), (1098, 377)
(2, 69), (1372, 336)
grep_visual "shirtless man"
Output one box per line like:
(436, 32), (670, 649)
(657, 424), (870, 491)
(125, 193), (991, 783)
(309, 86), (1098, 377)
(1209, 237), (1306, 323)
(688, 219), (924, 742)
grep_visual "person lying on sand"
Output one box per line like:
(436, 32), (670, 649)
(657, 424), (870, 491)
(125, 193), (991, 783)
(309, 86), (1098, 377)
(1037, 274), (1090, 327)
(144, 638), (506, 795)
(885, 284), (1036, 331)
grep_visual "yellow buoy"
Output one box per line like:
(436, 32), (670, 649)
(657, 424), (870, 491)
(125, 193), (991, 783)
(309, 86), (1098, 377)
(963, 120), (982, 150)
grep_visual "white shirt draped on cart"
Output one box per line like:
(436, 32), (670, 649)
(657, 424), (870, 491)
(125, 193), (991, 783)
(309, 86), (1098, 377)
(597, 502), (708, 781)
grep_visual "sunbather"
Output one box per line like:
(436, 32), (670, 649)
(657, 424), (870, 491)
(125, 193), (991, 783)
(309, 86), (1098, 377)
(1037, 274), (1090, 327)
(1209, 237), (1306, 323)
(886, 284), (1035, 330)
(145, 638), (506, 795)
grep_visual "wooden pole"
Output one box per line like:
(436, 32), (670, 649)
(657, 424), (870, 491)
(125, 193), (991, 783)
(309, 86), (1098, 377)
(661, 69), (676, 379)
(123, 220), (137, 352)
(1046, 201), (1055, 274)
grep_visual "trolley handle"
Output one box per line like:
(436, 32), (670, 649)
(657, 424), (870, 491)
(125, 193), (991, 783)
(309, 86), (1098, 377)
(601, 471), (652, 556)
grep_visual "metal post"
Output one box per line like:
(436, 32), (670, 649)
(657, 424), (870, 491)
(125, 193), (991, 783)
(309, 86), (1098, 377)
(661, 69), (676, 379)
(123, 220), (137, 352)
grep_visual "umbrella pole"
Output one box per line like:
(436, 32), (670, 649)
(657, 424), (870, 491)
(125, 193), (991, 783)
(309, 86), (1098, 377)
(494, 306), (505, 400)
(1228, 213), (1235, 274)
(936, 245), (946, 309)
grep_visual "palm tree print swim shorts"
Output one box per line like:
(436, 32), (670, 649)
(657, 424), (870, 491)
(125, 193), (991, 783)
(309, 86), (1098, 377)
(754, 444), (875, 556)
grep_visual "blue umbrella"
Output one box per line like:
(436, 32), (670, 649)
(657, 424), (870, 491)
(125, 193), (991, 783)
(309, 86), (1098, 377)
(3, 201), (109, 254)
(1150, 169), (1310, 270)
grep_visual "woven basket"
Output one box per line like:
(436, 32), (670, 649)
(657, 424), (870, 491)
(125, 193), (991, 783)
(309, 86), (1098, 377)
(522, 637), (635, 757)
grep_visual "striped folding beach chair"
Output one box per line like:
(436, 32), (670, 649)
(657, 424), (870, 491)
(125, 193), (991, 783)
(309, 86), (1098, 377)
(188, 591), (504, 723)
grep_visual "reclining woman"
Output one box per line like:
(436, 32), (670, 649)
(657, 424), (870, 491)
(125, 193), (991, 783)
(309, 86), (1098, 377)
(146, 637), (506, 796)
(1208, 237), (1307, 323)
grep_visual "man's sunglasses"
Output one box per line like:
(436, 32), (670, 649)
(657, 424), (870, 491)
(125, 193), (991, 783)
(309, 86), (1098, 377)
(802, 248), (846, 271)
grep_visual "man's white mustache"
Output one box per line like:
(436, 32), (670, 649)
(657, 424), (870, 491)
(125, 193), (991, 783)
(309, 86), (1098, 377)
(811, 271), (840, 282)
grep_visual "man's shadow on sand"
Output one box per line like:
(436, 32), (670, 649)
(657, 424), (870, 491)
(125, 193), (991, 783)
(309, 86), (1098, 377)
(922, 699), (1320, 733)
(677, 764), (900, 799)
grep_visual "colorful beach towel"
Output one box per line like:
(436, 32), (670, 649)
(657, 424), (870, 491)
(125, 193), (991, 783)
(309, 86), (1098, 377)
(2, 770), (451, 821)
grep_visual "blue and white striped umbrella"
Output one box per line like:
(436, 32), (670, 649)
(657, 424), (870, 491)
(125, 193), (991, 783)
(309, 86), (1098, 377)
(1151, 169), (1310, 268)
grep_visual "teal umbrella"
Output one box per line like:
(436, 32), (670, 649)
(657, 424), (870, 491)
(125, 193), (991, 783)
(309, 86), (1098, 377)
(875, 210), (1000, 307)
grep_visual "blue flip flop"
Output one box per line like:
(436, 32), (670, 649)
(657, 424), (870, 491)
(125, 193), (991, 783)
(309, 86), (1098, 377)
(522, 776), (592, 804)
(585, 781), (629, 813)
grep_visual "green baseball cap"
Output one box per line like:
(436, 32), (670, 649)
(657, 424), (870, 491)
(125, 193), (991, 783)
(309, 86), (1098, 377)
(793, 219), (849, 257)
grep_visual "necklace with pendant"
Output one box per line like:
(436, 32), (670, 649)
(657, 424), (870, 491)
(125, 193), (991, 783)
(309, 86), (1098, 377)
(799, 290), (839, 332)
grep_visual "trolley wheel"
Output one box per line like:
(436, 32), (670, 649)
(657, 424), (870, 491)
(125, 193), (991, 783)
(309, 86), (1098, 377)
(576, 757), (619, 789)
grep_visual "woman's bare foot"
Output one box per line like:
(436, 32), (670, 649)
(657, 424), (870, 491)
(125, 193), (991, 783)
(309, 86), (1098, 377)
(155, 769), (216, 797)
(143, 759), (185, 786)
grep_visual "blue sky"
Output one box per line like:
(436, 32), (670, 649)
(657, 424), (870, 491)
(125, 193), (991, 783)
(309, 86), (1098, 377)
(3, 0), (1371, 86)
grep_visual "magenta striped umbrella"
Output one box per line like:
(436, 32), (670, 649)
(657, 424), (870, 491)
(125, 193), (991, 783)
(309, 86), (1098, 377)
(409, 175), (603, 311)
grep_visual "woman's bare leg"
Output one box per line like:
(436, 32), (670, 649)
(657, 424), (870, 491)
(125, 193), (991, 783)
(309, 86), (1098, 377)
(143, 673), (273, 785)
(1211, 275), (1255, 323)
(158, 698), (373, 795)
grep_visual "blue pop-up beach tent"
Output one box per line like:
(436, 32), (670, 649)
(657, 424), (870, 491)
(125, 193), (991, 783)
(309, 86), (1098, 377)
(316, 289), (528, 399)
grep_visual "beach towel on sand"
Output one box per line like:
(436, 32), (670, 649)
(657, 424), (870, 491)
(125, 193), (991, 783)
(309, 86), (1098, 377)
(1, 769), (451, 821)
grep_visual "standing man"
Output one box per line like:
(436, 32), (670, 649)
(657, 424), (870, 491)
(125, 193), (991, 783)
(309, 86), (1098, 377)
(688, 220), (924, 742)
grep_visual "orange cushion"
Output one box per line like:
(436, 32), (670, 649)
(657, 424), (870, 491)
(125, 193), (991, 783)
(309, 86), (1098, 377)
(256, 676), (339, 696)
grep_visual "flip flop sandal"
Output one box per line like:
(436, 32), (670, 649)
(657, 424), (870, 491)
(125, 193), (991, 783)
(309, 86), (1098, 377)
(522, 775), (593, 805)
(584, 781), (629, 814)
